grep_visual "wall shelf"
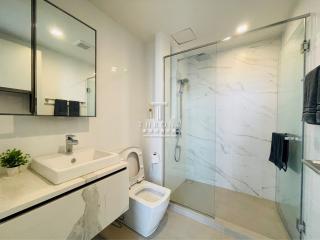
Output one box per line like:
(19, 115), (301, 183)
(0, 87), (32, 95)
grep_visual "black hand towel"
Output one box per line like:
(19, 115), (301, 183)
(54, 99), (68, 116)
(69, 101), (80, 117)
(303, 66), (320, 124)
(316, 67), (320, 123)
(269, 133), (289, 171)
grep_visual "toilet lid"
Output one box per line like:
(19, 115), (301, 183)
(120, 147), (144, 187)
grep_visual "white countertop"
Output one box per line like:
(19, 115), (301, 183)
(0, 161), (127, 221)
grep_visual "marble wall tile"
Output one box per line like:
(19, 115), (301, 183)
(175, 38), (280, 201)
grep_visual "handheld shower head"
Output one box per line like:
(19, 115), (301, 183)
(177, 78), (189, 95)
(177, 78), (189, 85)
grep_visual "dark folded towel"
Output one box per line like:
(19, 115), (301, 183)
(269, 132), (289, 171)
(303, 66), (320, 124)
(54, 99), (68, 116)
(69, 101), (80, 117)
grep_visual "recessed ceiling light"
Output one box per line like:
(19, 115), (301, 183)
(50, 27), (64, 38)
(236, 24), (249, 34)
(223, 36), (231, 41)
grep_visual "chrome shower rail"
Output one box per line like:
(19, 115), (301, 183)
(164, 13), (311, 59)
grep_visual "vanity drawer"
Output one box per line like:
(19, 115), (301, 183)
(0, 169), (129, 240)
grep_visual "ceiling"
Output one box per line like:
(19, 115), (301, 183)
(90, 0), (299, 48)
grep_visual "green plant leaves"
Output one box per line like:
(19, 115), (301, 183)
(0, 148), (31, 168)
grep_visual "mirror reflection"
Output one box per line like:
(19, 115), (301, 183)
(0, 0), (32, 114)
(36, 0), (96, 117)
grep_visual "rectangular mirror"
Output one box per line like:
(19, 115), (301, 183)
(36, 0), (96, 117)
(0, 0), (33, 115)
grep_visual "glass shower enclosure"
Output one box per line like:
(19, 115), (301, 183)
(164, 16), (308, 239)
(164, 45), (217, 217)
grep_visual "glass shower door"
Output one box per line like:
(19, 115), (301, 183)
(164, 46), (217, 217)
(276, 19), (305, 239)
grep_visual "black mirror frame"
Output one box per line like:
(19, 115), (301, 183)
(33, 0), (97, 117)
(0, 0), (97, 117)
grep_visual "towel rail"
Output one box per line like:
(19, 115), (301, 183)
(284, 136), (301, 141)
(44, 98), (86, 106)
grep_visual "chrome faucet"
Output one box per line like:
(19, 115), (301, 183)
(65, 134), (78, 154)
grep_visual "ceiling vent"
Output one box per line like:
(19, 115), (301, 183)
(171, 28), (197, 45)
(74, 40), (92, 50)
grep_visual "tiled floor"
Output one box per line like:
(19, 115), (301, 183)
(171, 179), (215, 217)
(97, 180), (289, 240)
(171, 180), (289, 240)
(98, 211), (232, 240)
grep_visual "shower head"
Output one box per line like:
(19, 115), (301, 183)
(177, 78), (189, 85)
(177, 78), (189, 95)
(194, 53), (211, 62)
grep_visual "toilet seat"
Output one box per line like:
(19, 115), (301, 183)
(120, 147), (144, 187)
(129, 180), (171, 208)
(120, 147), (171, 207)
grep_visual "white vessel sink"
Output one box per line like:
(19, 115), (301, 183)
(31, 148), (120, 184)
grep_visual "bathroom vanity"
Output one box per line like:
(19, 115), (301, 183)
(0, 161), (129, 239)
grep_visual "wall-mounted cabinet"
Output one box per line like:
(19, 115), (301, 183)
(0, 0), (96, 117)
(0, 0), (33, 115)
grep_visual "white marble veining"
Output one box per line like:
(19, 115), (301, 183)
(0, 161), (127, 220)
(0, 168), (129, 240)
(174, 38), (280, 201)
(217, 39), (279, 200)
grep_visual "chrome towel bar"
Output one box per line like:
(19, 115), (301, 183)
(44, 98), (86, 105)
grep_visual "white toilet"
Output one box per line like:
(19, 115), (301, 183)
(120, 147), (171, 237)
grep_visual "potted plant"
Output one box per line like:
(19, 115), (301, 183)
(0, 149), (31, 176)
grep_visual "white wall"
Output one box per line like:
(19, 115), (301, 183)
(0, 37), (31, 91)
(36, 47), (94, 116)
(0, 36), (32, 114)
(142, 33), (170, 185)
(141, 41), (155, 182)
(0, 0), (148, 172)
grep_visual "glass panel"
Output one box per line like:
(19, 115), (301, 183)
(164, 18), (305, 238)
(0, 0), (32, 114)
(214, 24), (287, 238)
(36, 0), (96, 116)
(164, 45), (217, 217)
(276, 19), (305, 240)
